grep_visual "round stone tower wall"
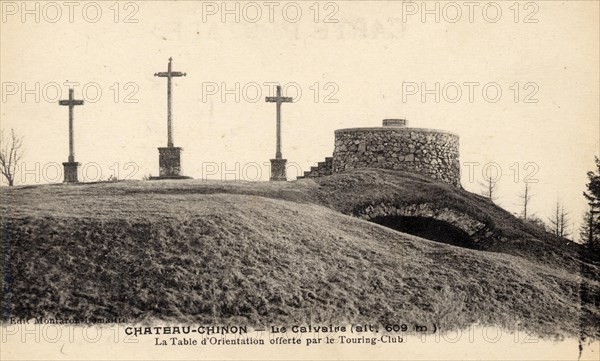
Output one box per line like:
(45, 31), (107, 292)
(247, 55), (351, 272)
(333, 120), (461, 187)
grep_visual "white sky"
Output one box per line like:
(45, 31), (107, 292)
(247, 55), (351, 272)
(1, 0), (598, 237)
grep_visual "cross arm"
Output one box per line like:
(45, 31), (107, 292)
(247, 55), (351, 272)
(265, 96), (293, 103)
(59, 100), (84, 106)
(154, 72), (187, 77)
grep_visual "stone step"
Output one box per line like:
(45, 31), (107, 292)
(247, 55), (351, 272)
(321, 157), (333, 175)
(300, 156), (334, 178)
(309, 166), (319, 176)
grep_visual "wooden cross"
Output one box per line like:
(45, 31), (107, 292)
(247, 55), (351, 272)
(154, 57), (186, 148)
(59, 88), (84, 163)
(265, 85), (293, 159)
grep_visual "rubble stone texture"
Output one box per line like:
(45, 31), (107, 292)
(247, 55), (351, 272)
(332, 121), (460, 187)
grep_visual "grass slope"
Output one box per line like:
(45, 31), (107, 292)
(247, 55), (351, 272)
(1, 169), (599, 338)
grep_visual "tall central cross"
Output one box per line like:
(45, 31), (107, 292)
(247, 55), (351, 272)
(154, 57), (186, 148)
(59, 88), (84, 162)
(265, 85), (293, 159)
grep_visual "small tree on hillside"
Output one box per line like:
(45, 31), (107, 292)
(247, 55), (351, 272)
(548, 201), (570, 239)
(480, 173), (499, 203)
(519, 182), (533, 220)
(579, 207), (599, 247)
(0, 128), (24, 186)
(582, 157), (600, 250)
(525, 215), (547, 230)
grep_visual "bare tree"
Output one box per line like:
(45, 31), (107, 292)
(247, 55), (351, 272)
(559, 206), (569, 238)
(549, 201), (570, 238)
(519, 182), (533, 220)
(0, 128), (24, 186)
(479, 174), (499, 202)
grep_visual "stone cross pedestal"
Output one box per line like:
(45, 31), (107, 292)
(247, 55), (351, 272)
(151, 57), (191, 180)
(266, 85), (293, 181)
(62, 161), (80, 182)
(269, 158), (287, 181)
(58, 88), (84, 183)
(157, 147), (184, 178)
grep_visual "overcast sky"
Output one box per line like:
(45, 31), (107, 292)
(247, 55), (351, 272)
(1, 1), (598, 236)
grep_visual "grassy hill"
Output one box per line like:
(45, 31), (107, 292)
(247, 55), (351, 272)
(1, 169), (599, 338)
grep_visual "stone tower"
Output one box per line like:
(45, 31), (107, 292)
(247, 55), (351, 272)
(299, 119), (461, 187)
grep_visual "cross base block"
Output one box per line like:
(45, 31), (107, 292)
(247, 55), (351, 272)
(62, 162), (80, 183)
(270, 158), (287, 181)
(152, 147), (192, 180)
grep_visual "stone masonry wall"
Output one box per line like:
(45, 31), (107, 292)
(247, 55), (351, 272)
(333, 127), (460, 187)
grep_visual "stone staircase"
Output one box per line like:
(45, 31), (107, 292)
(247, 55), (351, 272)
(296, 157), (333, 179)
